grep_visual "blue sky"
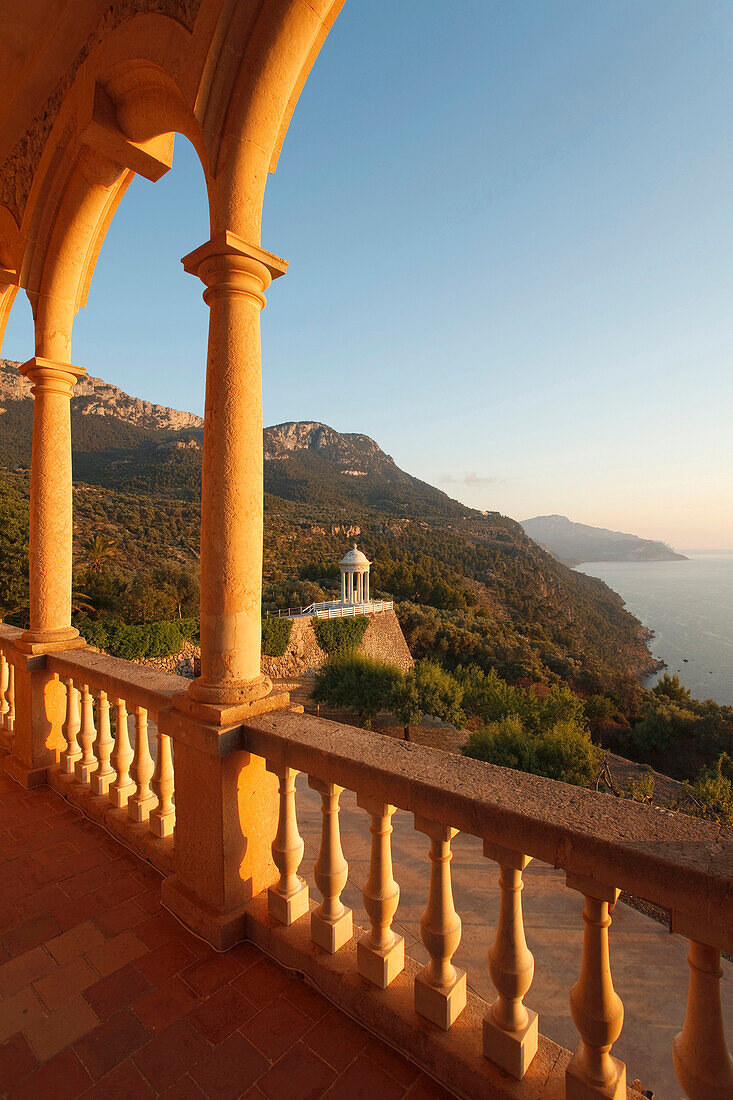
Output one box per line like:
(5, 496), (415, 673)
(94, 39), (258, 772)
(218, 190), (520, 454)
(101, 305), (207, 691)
(4, 0), (732, 548)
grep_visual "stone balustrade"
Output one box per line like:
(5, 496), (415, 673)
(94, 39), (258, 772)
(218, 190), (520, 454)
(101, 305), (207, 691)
(0, 627), (731, 1098)
(0, 632), (16, 751)
(241, 708), (733, 1100)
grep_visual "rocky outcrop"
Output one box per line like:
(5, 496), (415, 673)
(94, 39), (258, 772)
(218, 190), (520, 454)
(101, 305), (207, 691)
(0, 359), (203, 432)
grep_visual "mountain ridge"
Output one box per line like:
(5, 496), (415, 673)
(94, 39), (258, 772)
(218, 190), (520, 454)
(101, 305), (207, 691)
(521, 514), (687, 565)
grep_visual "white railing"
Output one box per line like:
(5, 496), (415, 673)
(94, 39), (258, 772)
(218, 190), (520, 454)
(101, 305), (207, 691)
(266, 599), (394, 620)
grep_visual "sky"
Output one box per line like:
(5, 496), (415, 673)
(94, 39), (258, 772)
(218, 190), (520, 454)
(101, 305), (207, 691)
(3, 0), (732, 549)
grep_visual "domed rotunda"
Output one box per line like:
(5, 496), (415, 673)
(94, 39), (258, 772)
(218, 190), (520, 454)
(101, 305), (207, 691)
(340, 544), (371, 605)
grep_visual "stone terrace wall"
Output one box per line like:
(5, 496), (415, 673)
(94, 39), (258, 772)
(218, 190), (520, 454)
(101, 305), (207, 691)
(133, 609), (414, 681)
(262, 608), (414, 679)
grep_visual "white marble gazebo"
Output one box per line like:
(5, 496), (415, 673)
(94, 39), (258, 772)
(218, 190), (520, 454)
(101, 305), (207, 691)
(340, 544), (371, 605)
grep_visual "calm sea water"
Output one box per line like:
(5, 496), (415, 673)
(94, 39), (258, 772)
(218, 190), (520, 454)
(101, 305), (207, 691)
(576, 551), (733, 706)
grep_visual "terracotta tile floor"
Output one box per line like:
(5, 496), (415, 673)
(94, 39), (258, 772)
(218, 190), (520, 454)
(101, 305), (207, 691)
(0, 771), (452, 1099)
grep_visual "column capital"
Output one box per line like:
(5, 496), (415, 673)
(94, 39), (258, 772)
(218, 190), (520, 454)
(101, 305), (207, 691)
(182, 231), (287, 294)
(20, 357), (86, 397)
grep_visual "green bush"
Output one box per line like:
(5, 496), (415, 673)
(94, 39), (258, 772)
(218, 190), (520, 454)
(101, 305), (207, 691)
(678, 753), (733, 825)
(262, 618), (293, 657)
(461, 716), (605, 788)
(76, 616), (195, 661)
(313, 654), (402, 728)
(313, 616), (369, 656)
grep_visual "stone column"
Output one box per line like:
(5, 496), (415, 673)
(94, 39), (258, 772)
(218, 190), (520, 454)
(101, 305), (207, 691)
(180, 231), (286, 713)
(341, 572), (346, 604)
(365, 572), (370, 603)
(17, 357), (86, 652)
(7, 356), (85, 787)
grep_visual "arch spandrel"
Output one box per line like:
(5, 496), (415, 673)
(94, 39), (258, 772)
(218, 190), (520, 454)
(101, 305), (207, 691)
(2, 0), (346, 350)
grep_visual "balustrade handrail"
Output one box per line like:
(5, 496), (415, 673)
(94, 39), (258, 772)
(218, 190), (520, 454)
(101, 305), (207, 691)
(46, 647), (188, 723)
(243, 708), (733, 947)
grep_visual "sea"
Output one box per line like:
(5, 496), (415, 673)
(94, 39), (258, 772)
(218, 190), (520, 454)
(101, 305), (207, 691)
(576, 551), (733, 706)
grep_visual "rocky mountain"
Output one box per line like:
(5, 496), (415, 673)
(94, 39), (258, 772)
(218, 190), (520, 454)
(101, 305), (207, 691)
(0, 357), (202, 440)
(521, 514), (687, 565)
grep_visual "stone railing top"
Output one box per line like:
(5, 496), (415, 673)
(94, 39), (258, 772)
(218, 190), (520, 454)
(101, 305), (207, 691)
(0, 624), (23, 646)
(244, 709), (733, 946)
(46, 647), (187, 721)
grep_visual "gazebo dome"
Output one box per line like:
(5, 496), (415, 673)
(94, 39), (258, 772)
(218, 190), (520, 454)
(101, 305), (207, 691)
(340, 544), (370, 568)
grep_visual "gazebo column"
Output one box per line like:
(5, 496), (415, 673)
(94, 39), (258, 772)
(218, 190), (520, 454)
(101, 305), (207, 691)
(365, 572), (370, 602)
(9, 354), (85, 787)
(161, 231), (288, 947)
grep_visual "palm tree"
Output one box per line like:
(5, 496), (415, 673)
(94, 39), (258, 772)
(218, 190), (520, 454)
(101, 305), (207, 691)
(83, 534), (119, 574)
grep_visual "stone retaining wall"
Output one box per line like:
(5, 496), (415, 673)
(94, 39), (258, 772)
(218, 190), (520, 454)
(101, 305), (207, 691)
(134, 609), (414, 681)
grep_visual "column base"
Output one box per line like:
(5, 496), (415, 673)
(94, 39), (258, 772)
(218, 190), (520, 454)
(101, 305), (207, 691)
(483, 1006), (538, 1079)
(128, 793), (158, 823)
(566, 1052), (626, 1100)
(150, 810), (175, 839)
(15, 629), (86, 655)
(311, 907), (353, 954)
(161, 873), (249, 951)
(90, 771), (114, 797)
(357, 934), (404, 988)
(174, 686), (290, 727)
(4, 754), (48, 788)
(109, 781), (135, 809)
(268, 880), (309, 926)
(59, 752), (82, 776)
(187, 672), (272, 708)
(74, 761), (97, 786)
(415, 968), (467, 1030)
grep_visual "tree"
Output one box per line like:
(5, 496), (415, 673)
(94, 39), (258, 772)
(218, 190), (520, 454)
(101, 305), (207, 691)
(391, 673), (423, 741)
(83, 533), (119, 574)
(313, 655), (402, 729)
(653, 673), (692, 705)
(412, 660), (465, 727)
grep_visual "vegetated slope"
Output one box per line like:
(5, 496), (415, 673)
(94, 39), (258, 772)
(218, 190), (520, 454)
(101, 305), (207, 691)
(0, 360), (656, 696)
(522, 514), (687, 565)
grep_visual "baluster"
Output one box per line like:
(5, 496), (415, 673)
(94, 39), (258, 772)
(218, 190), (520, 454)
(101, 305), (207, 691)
(482, 841), (538, 1078)
(90, 690), (114, 796)
(75, 683), (98, 785)
(566, 874), (626, 1099)
(413, 817), (466, 1029)
(308, 778), (352, 952)
(267, 764), (309, 925)
(110, 700), (135, 808)
(60, 677), (82, 774)
(128, 707), (157, 822)
(672, 915), (733, 1100)
(0, 653), (8, 729)
(150, 731), (176, 838)
(6, 662), (14, 733)
(356, 796), (404, 987)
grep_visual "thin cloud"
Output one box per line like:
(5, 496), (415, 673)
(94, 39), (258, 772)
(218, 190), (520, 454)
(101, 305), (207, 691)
(440, 472), (507, 487)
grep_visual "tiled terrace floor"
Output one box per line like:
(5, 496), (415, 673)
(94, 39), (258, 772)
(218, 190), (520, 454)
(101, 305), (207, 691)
(0, 771), (451, 1100)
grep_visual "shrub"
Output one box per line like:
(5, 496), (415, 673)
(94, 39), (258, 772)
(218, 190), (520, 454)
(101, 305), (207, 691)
(76, 616), (194, 660)
(313, 655), (402, 728)
(678, 754), (733, 825)
(313, 616), (369, 657)
(262, 617), (293, 657)
(462, 716), (605, 788)
(626, 769), (655, 803)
